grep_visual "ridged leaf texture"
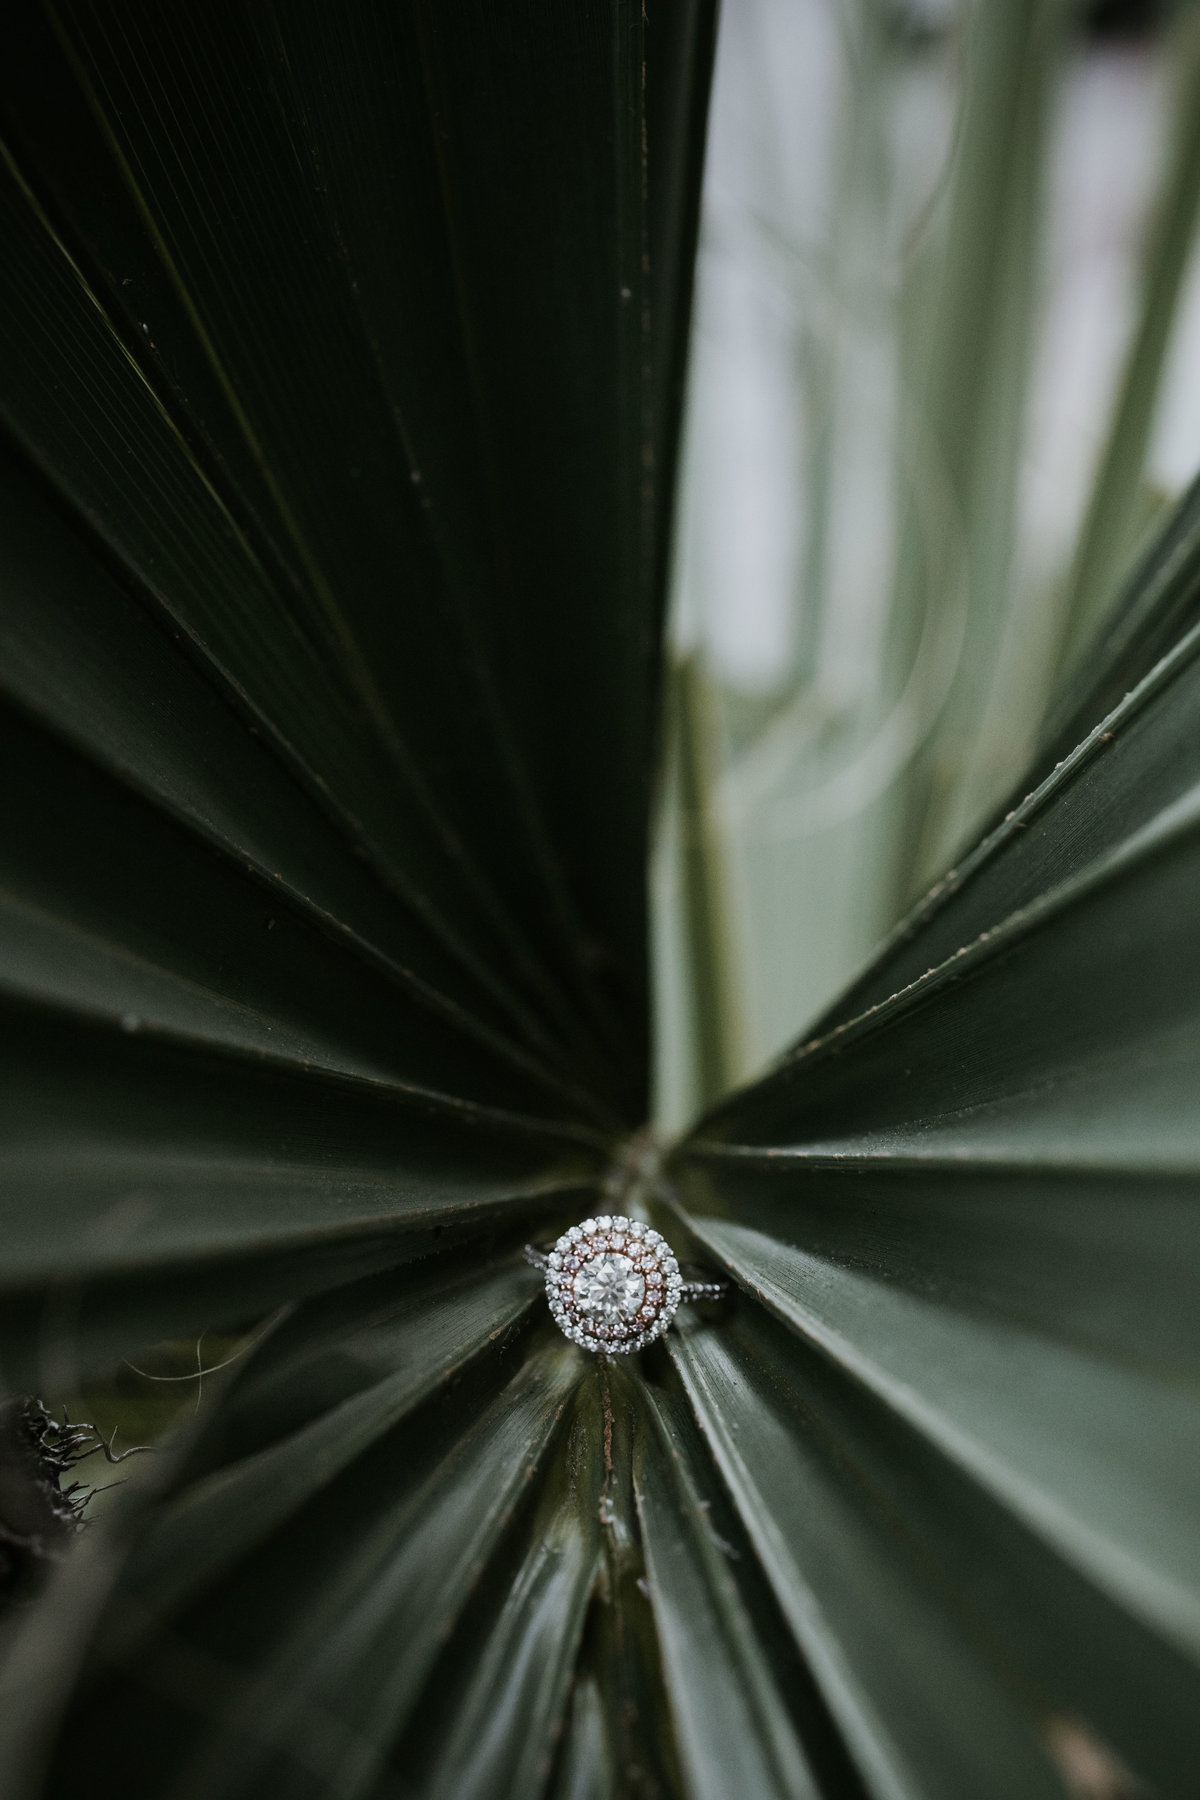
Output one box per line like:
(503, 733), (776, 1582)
(0, 5), (1197, 1798)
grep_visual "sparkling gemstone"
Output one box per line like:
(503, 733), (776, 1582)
(572, 1251), (646, 1323)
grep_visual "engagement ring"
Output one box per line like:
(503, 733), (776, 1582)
(524, 1214), (728, 1355)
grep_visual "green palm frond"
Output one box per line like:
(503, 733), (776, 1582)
(0, 2), (1198, 1798)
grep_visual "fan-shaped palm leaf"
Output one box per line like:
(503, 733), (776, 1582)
(0, 3), (1196, 1798)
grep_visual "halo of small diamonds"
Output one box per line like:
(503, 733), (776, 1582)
(544, 1215), (682, 1355)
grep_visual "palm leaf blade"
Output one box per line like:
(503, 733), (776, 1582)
(2, 2), (1199, 1797)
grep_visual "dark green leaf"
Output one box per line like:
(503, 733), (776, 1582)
(634, 1385), (822, 1800)
(46, 1341), (581, 1800)
(0, 3), (719, 1794)
(104, 1260), (544, 1646)
(667, 1308), (1196, 1799)
(0, 992), (601, 1385)
(398, 1380), (604, 1800)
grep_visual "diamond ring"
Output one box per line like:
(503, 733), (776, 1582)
(524, 1214), (728, 1355)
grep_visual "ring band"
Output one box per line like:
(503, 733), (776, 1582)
(524, 1214), (729, 1356)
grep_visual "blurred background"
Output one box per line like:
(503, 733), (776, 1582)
(654, 0), (1200, 1126)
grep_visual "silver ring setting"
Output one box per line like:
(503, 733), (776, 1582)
(525, 1214), (726, 1356)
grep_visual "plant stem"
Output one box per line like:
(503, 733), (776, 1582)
(1054, 5), (1200, 685)
(673, 654), (747, 1108)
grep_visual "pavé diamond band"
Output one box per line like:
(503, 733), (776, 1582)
(524, 1214), (728, 1355)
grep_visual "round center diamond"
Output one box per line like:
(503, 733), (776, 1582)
(572, 1252), (645, 1323)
